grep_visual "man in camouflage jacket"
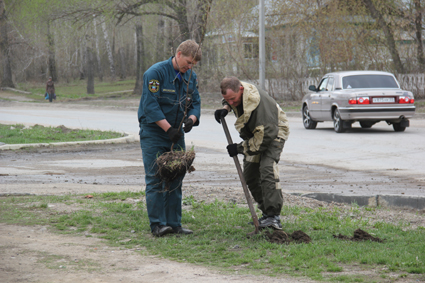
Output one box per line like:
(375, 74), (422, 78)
(214, 76), (290, 229)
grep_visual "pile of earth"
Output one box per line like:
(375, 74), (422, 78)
(264, 228), (383, 244)
(265, 230), (311, 244)
(333, 228), (384, 243)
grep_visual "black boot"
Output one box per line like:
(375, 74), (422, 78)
(248, 214), (268, 225)
(152, 225), (173, 237)
(172, 226), (193, 235)
(259, 215), (282, 230)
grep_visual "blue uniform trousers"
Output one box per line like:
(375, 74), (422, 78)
(139, 126), (186, 231)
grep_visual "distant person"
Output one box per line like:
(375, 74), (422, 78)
(214, 76), (290, 230)
(45, 77), (56, 102)
(137, 40), (201, 237)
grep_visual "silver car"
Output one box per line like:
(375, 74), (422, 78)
(302, 70), (416, 133)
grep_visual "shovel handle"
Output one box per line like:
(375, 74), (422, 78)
(221, 117), (259, 233)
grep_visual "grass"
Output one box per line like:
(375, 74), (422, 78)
(415, 99), (425, 113)
(15, 79), (137, 101)
(0, 124), (124, 144)
(1, 192), (424, 282)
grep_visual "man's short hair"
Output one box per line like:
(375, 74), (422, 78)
(220, 76), (241, 94)
(176, 40), (202, 62)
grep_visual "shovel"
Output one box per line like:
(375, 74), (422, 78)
(220, 116), (259, 235)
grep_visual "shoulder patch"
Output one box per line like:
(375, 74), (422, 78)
(148, 79), (160, 93)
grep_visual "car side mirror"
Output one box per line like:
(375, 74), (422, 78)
(308, 85), (317, 92)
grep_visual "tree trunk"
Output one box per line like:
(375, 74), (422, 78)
(86, 46), (95, 94)
(155, 17), (165, 62)
(80, 37), (86, 80)
(118, 47), (126, 80)
(101, 18), (116, 80)
(164, 20), (173, 57)
(192, 0), (212, 44)
(0, 0), (15, 88)
(93, 16), (103, 81)
(47, 20), (58, 82)
(414, 0), (425, 72)
(362, 0), (405, 73)
(174, 0), (190, 43)
(133, 23), (144, 95)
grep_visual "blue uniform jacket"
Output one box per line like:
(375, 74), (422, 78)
(137, 57), (201, 132)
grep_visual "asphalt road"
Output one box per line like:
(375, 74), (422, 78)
(1, 101), (425, 205)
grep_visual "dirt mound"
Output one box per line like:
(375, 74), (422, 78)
(333, 228), (384, 243)
(56, 125), (73, 133)
(265, 230), (311, 244)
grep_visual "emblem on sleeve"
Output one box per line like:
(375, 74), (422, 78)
(148, 79), (160, 93)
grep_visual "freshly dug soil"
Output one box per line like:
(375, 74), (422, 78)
(265, 230), (311, 244)
(333, 228), (384, 243)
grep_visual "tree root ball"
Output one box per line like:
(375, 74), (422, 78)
(156, 149), (195, 187)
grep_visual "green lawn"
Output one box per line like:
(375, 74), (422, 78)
(1, 192), (424, 282)
(16, 79), (137, 101)
(0, 124), (124, 144)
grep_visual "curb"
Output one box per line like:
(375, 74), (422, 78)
(299, 192), (425, 210)
(0, 133), (139, 151)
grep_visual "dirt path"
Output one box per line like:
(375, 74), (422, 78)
(1, 223), (321, 283)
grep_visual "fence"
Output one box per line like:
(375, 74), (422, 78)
(251, 74), (425, 101)
(397, 74), (425, 99)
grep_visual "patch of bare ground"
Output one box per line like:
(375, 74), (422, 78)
(0, 223), (318, 283)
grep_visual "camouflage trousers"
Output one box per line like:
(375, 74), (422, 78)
(243, 139), (285, 216)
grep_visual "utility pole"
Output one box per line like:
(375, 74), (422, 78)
(259, 0), (266, 91)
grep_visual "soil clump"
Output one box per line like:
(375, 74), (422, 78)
(265, 230), (311, 244)
(333, 228), (384, 243)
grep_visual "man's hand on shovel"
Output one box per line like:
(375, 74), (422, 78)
(226, 144), (239, 157)
(219, 116), (260, 236)
(214, 109), (228, 124)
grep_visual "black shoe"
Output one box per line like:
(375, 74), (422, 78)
(249, 214), (267, 225)
(152, 225), (173, 237)
(172, 226), (193, 235)
(259, 215), (282, 230)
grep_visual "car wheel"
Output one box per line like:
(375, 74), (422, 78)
(393, 122), (406, 132)
(302, 105), (317, 129)
(333, 108), (345, 133)
(360, 121), (374, 128)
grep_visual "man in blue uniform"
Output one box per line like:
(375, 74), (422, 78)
(138, 40), (201, 237)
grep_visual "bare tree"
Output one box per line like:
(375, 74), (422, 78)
(133, 23), (144, 95)
(192, 0), (212, 43)
(115, 0), (212, 46)
(47, 20), (58, 81)
(86, 45), (95, 94)
(0, 0), (15, 88)
(414, 0), (425, 72)
(101, 17), (116, 80)
(93, 16), (104, 81)
(362, 0), (405, 73)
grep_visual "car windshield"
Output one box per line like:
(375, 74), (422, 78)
(342, 75), (399, 89)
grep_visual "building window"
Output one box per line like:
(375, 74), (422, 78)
(244, 43), (259, 59)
